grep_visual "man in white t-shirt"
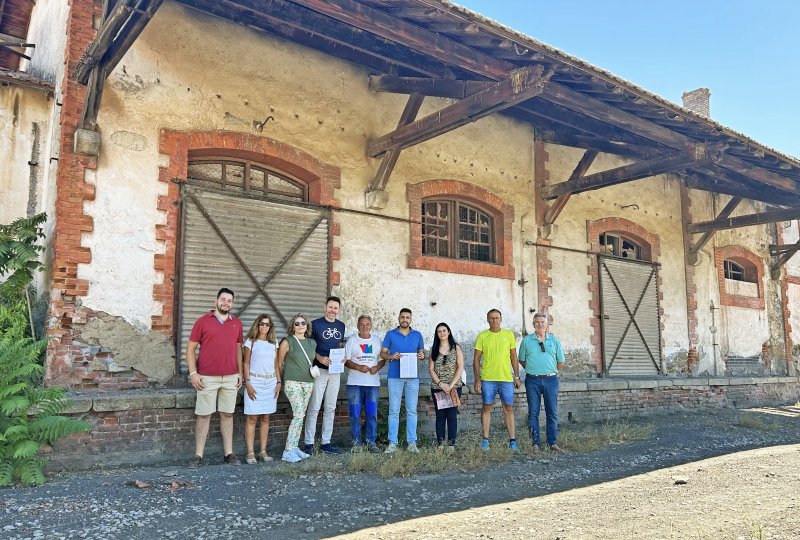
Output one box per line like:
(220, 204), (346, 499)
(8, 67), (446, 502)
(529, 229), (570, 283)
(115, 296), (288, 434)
(344, 315), (385, 453)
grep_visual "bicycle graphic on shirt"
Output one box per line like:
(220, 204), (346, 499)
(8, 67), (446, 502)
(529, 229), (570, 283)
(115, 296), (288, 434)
(322, 328), (342, 340)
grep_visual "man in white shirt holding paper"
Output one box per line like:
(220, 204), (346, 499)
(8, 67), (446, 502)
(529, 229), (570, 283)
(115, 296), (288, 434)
(344, 315), (385, 453)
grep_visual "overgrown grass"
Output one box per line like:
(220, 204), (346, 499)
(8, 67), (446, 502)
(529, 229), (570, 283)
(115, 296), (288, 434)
(734, 413), (776, 432)
(271, 416), (654, 479)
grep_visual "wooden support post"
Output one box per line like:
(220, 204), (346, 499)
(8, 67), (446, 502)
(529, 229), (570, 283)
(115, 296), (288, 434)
(688, 196), (742, 255)
(687, 207), (800, 234)
(542, 149), (598, 227)
(366, 93), (424, 209)
(73, 0), (136, 84)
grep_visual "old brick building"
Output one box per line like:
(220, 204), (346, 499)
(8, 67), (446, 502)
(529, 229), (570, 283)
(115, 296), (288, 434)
(2, 0), (799, 467)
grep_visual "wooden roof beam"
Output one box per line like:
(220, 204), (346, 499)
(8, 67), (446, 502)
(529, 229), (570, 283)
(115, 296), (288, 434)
(688, 196), (742, 256)
(74, 0), (137, 84)
(688, 206), (800, 234)
(367, 65), (552, 158)
(369, 75), (670, 156)
(542, 149), (598, 227)
(287, 0), (796, 196)
(542, 143), (726, 200)
(366, 92), (424, 207)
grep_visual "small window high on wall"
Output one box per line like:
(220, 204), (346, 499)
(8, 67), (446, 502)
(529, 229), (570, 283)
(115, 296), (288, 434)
(724, 259), (756, 283)
(187, 159), (306, 202)
(421, 199), (495, 263)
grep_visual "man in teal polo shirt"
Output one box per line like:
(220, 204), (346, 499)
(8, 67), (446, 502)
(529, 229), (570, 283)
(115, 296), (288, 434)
(519, 312), (565, 452)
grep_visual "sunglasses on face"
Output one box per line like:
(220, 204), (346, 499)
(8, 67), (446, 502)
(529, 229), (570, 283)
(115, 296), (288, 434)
(294, 321), (307, 326)
(538, 341), (546, 352)
(258, 322), (271, 327)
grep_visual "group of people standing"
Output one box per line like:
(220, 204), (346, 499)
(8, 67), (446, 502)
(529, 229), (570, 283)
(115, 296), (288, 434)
(185, 288), (566, 467)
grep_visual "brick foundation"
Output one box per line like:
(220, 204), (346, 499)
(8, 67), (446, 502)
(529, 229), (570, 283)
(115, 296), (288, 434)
(49, 376), (800, 470)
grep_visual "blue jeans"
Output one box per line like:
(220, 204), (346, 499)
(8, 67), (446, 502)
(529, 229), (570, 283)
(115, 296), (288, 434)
(525, 374), (559, 446)
(387, 378), (419, 445)
(346, 385), (379, 444)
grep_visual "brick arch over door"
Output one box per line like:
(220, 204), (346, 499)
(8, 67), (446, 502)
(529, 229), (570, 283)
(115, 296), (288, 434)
(586, 217), (664, 372)
(155, 130), (342, 336)
(407, 179), (515, 279)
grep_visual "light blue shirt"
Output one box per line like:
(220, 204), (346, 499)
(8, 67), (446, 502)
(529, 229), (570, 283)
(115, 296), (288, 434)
(518, 333), (565, 375)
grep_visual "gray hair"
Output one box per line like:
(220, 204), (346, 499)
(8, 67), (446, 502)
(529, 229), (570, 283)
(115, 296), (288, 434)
(532, 312), (548, 321)
(357, 314), (372, 324)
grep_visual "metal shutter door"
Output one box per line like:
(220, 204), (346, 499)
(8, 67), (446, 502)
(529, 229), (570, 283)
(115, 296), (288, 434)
(177, 188), (329, 373)
(599, 256), (661, 376)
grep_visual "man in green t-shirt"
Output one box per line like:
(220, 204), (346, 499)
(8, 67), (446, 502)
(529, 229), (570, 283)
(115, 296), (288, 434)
(473, 309), (521, 451)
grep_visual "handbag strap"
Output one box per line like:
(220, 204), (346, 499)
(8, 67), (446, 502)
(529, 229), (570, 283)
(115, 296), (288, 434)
(293, 336), (313, 367)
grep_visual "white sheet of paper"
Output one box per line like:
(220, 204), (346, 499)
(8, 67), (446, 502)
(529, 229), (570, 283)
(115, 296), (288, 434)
(399, 353), (418, 378)
(328, 348), (346, 374)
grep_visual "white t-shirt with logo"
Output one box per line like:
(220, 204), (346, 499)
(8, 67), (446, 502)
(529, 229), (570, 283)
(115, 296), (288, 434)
(344, 333), (383, 387)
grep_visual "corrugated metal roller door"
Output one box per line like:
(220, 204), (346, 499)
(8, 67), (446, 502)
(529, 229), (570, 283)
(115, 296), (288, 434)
(178, 188), (329, 373)
(599, 256), (661, 376)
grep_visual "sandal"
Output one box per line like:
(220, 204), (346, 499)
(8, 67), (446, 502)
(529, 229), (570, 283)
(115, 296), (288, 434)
(258, 451), (273, 462)
(245, 453), (258, 465)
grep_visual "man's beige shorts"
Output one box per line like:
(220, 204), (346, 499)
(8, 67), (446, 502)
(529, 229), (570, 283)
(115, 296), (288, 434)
(195, 374), (239, 415)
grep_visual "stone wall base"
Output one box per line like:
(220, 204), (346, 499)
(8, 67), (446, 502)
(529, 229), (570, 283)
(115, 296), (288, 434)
(48, 377), (800, 471)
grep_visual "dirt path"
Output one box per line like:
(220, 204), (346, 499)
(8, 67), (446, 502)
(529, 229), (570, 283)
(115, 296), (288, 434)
(340, 444), (800, 539)
(2, 407), (799, 539)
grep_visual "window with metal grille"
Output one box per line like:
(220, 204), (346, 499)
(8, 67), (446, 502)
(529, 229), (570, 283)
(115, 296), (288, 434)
(599, 233), (641, 260)
(724, 259), (755, 283)
(422, 199), (495, 263)
(187, 158), (307, 202)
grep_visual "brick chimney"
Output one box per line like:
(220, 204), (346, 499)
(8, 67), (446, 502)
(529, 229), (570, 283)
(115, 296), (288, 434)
(681, 88), (711, 117)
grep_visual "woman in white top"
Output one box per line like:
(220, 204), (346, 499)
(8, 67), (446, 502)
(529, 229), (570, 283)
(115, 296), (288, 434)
(243, 314), (280, 464)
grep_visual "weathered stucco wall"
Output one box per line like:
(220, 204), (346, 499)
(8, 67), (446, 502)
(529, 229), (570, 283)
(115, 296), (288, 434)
(48, 2), (790, 383)
(0, 88), (51, 224)
(23, 0), (69, 84)
(543, 143), (689, 372)
(83, 3), (532, 344)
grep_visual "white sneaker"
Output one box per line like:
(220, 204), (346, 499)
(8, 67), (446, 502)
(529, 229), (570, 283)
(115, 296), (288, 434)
(293, 447), (310, 460)
(384, 443), (398, 454)
(282, 450), (301, 463)
(407, 443), (420, 453)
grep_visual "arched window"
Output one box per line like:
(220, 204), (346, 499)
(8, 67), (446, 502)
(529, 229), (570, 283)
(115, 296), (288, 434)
(723, 259), (756, 283)
(598, 233), (642, 260)
(421, 199), (495, 263)
(187, 158), (306, 202)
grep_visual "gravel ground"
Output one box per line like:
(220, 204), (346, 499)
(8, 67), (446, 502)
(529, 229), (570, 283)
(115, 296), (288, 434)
(2, 406), (799, 539)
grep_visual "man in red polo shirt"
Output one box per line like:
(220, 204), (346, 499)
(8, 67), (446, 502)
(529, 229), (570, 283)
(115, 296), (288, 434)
(186, 287), (243, 467)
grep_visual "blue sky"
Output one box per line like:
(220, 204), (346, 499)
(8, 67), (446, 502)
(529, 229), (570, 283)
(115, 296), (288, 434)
(456, 0), (800, 158)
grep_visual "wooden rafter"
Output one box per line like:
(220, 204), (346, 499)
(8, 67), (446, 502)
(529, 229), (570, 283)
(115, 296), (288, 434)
(367, 92), (424, 194)
(542, 149), (598, 226)
(542, 143), (726, 200)
(687, 207), (800, 234)
(366, 65), (552, 158)
(688, 196), (742, 255)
